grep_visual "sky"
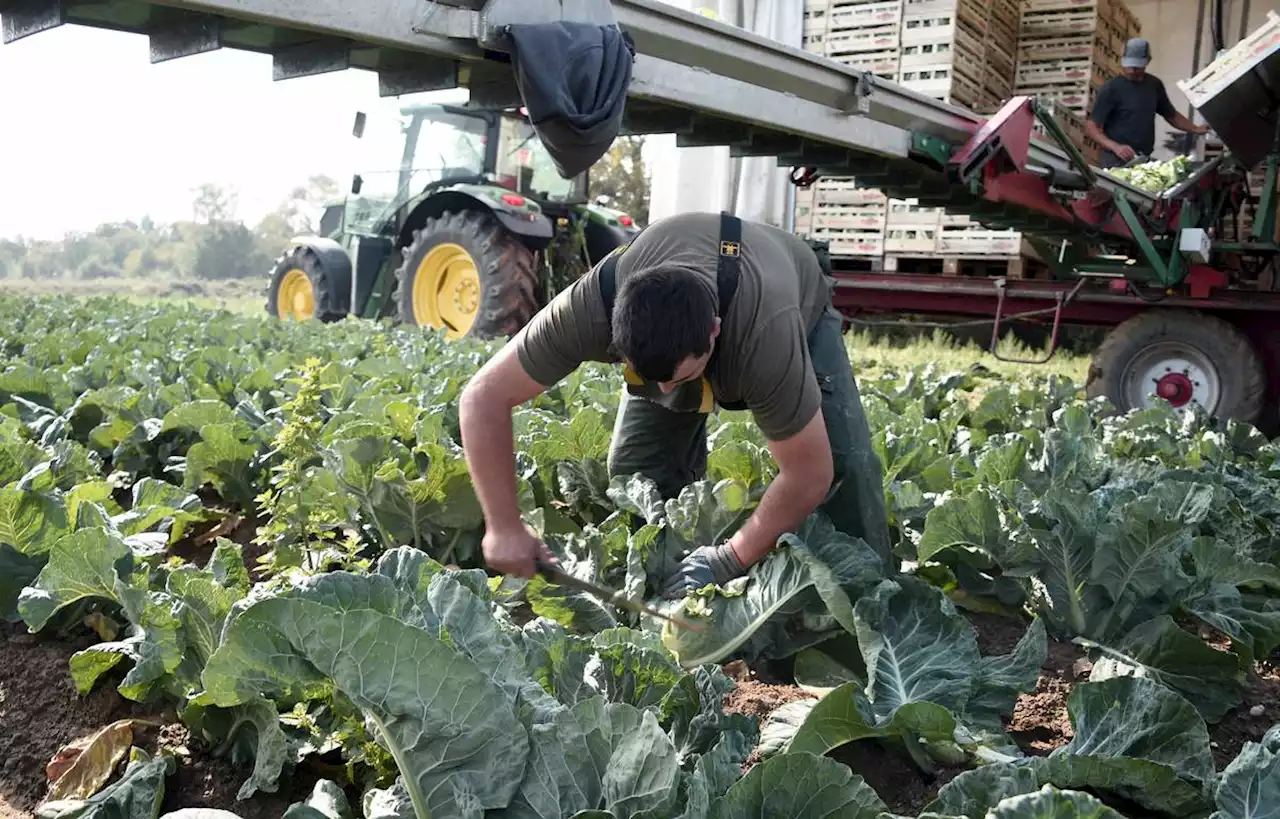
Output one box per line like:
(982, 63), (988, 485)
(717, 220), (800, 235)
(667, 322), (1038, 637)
(0, 24), (469, 240)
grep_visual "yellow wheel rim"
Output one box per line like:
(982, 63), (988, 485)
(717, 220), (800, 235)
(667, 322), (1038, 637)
(412, 242), (480, 339)
(277, 268), (315, 321)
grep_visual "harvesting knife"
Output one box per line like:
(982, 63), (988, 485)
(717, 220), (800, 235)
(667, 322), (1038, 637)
(534, 559), (705, 632)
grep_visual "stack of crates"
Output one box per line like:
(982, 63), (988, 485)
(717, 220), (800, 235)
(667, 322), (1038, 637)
(794, 0), (1070, 267)
(795, 0), (903, 259)
(1203, 140), (1279, 245)
(896, 0), (985, 109)
(794, 179), (888, 258)
(891, 0), (1024, 259)
(983, 0), (1020, 108)
(1014, 0), (1141, 160)
(806, 0), (904, 80)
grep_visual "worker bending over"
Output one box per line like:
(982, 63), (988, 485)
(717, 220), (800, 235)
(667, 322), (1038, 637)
(459, 211), (892, 598)
(1086, 37), (1209, 168)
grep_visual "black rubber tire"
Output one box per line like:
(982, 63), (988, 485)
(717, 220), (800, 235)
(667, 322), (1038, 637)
(1085, 309), (1265, 424)
(394, 210), (539, 339)
(265, 246), (348, 321)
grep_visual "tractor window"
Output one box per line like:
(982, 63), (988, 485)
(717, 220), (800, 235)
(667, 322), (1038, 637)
(340, 107), (492, 236)
(495, 116), (588, 204)
(409, 111), (488, 181)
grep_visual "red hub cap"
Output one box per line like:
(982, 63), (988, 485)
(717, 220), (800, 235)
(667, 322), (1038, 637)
(1155, 373), (1194, 406)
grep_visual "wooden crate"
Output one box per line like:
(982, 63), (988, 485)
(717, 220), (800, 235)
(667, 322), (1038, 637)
(811, 178), (889, 206)
(1030, 99), (1089, 147)
(1014, 82), (1095, 113)
(813, 203), (889, 232)
(804, 7), (830, 33)
(1177, 11), (1280, 110)
(939, 211), (977, 227)
(1112, 1), (1140, 37)
(828, 1), (903, 32)
(899, 17), (986, 81)
(887, 198), (944, 226)
(985, 35), (1017, 77)
(814, 229), (888, 257)
(1015, 56), (1109, 92)
(902, 0), (989, 30)
(825, 24), (903, 55)
(885, 225), (940, 254)
(936, 227), (1027, 256)
(1015, 32), (1116, 64)
(831, 49), (903, 77)
(987, 0), (1020, 40)
(983, 69), (1014, 102)
(1018, 6), (1126, 40)
(1021, 0), (1121, 27)
(898, 62), (984, 108)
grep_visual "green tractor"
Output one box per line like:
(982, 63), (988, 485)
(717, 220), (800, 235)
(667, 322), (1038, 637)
(265, 103), (641, 339)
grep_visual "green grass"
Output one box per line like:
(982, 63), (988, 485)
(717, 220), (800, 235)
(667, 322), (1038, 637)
(5, 276), (269, 317)
(847, 327), (1089, 384)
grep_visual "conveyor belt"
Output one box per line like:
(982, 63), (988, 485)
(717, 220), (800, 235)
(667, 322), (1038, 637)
(0, 0), (1157, 229)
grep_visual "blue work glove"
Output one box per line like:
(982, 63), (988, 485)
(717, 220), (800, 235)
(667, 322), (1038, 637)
(661, 543), (746, 600)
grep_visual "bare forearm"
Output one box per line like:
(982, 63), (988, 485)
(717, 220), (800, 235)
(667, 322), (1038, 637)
(459, 390), (524, 532)
(1085, 121), (1120, 153)
(728, 468), (828, 566)
(1169, 112), (1203, 133)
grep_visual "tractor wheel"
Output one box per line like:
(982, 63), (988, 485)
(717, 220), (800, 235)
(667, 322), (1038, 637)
(1085, 310), (1265, 424)
(394, 210), (539, 340)
(265, 246), (348, 322)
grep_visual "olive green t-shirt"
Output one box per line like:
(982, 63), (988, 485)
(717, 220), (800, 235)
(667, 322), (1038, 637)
(512, 212), (833, 441)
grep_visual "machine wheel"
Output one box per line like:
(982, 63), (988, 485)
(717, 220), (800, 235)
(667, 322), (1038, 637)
(394, 210), (539, 340)
(265, 246), (348, 322)
(1085, 310), (1265, 423)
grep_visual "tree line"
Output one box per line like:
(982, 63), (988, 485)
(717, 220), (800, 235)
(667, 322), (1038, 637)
(0, 137), (651, 283)
(0, 176), (341, 283)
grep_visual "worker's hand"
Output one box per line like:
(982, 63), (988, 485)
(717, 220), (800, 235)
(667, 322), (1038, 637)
(1113, 144), (1137, 161)
(660, 543), (747, 600)
(1193, 124), (1211, 135)
(482, 523), (557, 579)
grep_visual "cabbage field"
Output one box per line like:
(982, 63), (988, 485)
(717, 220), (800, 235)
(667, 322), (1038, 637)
(2, 294), (1279, 819)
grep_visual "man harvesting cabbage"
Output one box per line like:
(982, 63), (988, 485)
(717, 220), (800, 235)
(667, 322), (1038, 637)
(459, 211), (891, 598)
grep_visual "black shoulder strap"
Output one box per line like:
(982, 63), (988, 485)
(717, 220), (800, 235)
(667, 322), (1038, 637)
(600, 211), (742, 319)
(715, 211), (740, 317)
(598, 242), (627, 318)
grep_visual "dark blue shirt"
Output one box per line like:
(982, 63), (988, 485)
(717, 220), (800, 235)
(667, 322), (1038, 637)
(1090, 74), (1177, 162)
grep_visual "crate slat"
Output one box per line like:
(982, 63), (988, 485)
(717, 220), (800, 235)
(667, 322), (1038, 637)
(899, 62), (983, 107)
(900, 28), (985, 80)
(825, 24), (904, 54)
(1016, 56), (1110, 90)
(936, 228), (1027, 256)
(828, 1), (904, 32)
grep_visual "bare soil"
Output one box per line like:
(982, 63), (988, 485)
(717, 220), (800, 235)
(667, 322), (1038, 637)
(1209, 655), (1280, 768)
(0, 622), (320, 819)
(172, 491), (270, 582)
(722, 678), (811, 720)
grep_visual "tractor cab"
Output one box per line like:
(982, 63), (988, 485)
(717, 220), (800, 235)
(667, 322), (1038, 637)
(267, 101), (640, 339)
(324, 103), (586, 240)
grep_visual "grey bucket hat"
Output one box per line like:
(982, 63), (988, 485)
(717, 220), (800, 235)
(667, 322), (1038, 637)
(1121, 38), (1152, 68)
